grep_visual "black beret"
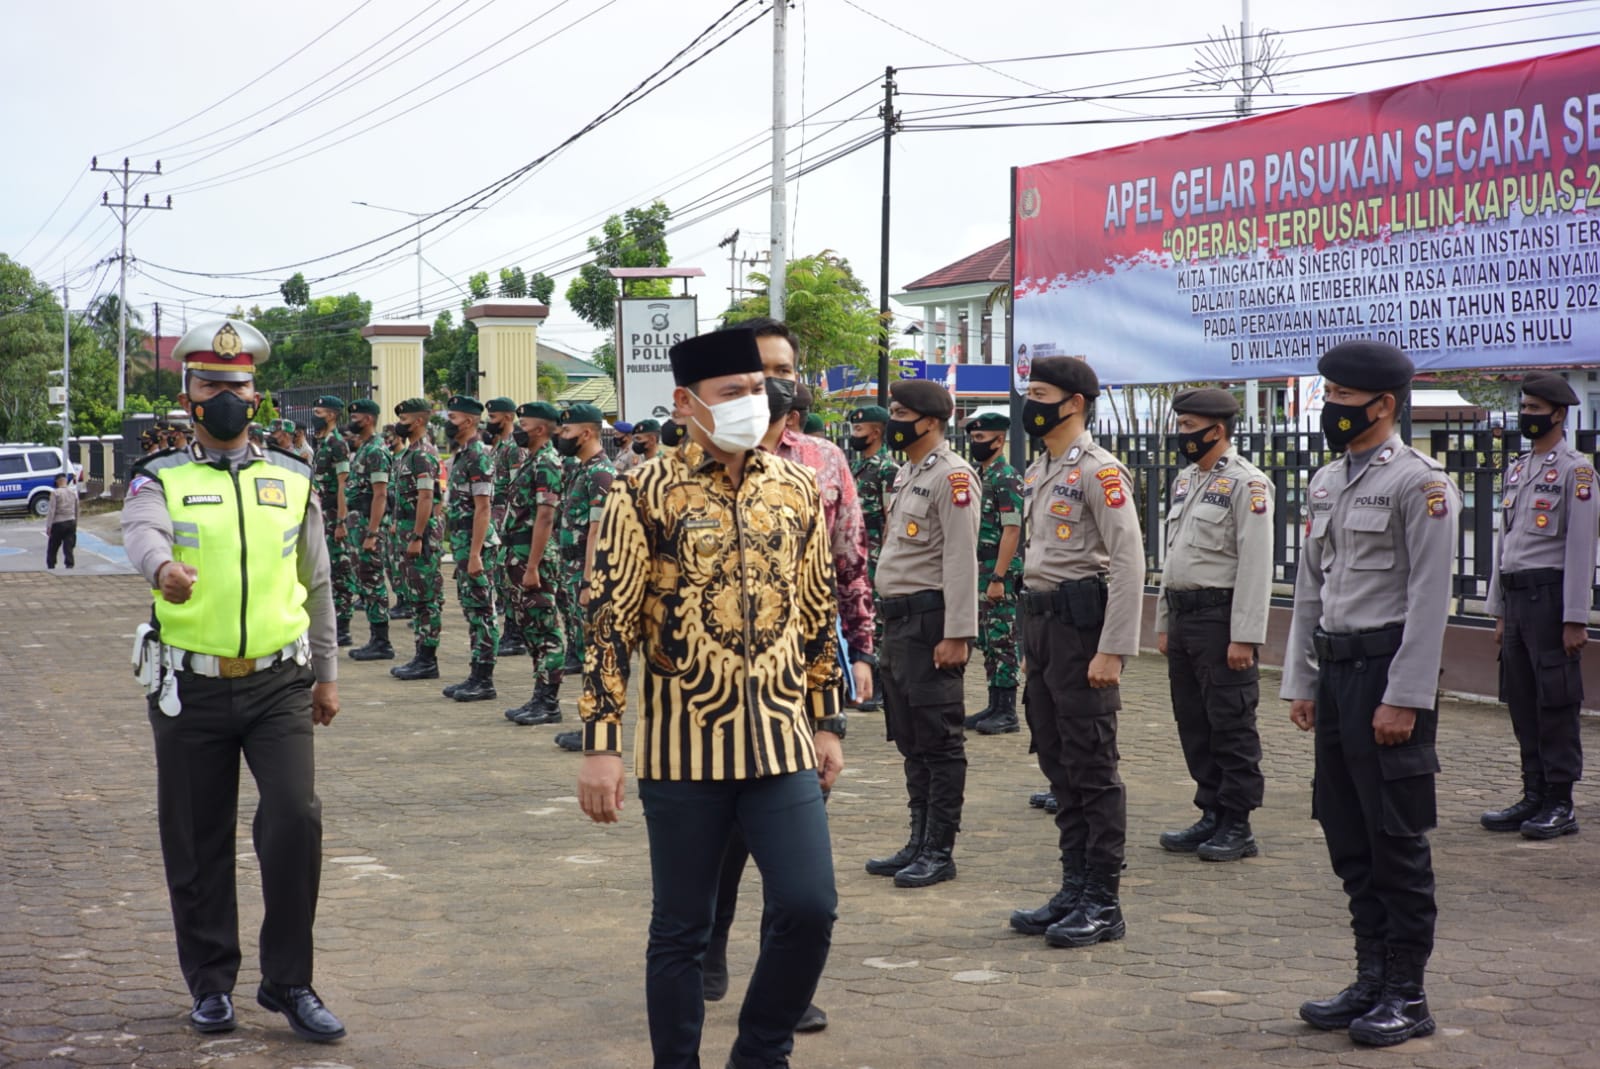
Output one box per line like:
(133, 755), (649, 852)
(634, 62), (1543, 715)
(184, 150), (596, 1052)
(1172, 387), (1240, 419)
(1028, 356), (1100, 399)
(966, 412), (1010, 431)
(792, 383), (814, 411)
(349, 398), (381, 416)
(847, 405), (889, 424)
(670, 329), (763, 386)
(1521, 371), (1579, 406)
(1317, 340), (1414, 392)
(890, 379), (953, 420)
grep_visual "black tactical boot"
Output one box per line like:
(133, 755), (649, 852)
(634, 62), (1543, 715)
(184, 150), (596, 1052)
(893, 819), (957, 888)
(976, 688), (1019, 734)
(1159, 809), (1219, 853)
(498, 626), (527, 657)
(1029, 788), (1055, 810)
(1197, 810), (1259, 862)
(1299, 937), (1386, 1030)
(389, 603), (414, 620)
(391, 642), (440, 680)
(515, 678), (565, 725)
(1521, 781), (1579, 839)
(865, 806), (927, 876)
(336, 619), (353, 647)
(1010, 852), (1086, 935)
(1481, 773), (1545, 831)
(554, 730), (583, 751)
(451, 662), (497, 702)
(702, 932), (730, 1002)
(963, 687), (997, 729)
(1044, 866), (1125, 947)
(349, 621), (396, 661)
(1348, 948), (1436, 1047)
(505, 689), (536, 723)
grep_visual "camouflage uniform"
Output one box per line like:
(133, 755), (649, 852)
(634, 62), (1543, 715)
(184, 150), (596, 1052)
(851, 447), (898, 650)
(976, 454), (1024, 689)
(313, 430), (355, 627)
(345, 435), (391, 626)
(447, 438), (502, 664)
(392, 438), (445, 651)
(504, 441), (567, 679)
(558, 451), (617, 667)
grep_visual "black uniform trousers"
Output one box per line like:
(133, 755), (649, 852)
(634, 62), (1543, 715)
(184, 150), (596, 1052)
(637, 772), (836, 1069)
(1313, 650), (1438, 956)
(1165, 603), (1265, 814)
(147, 661), (323, 997)
(1499, 581), (1585, 784)
(1021, 609), (1125, 870)
(46, 520), (77, 568)
(881, 602), (968, 829)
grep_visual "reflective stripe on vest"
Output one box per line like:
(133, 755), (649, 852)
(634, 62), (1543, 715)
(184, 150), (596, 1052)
(153, 459), (312, 658)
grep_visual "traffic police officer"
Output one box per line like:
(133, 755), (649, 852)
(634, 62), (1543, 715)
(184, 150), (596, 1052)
(441, 395), (502, 702)
(310, 396), (354, 646)
(389, 398), (446, 681)
(864, 380), (980, 889)
(1155, 387), (1273, 861)
(121, 319), (346, 1043)
(1282, 341), (1459, 1047)
(345, 399), (393, 660)
(963, 411), (1024, 735)
(1483, 371), (1597, 838)
(848, 404), (896, 711)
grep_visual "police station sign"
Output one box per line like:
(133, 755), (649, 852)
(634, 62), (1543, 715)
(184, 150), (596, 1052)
(1012, 45), (1600, 385)
(615, 296), (697, 423)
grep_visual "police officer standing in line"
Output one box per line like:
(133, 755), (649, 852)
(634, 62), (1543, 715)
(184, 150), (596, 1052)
(345, 399), (393, 661)
(611, 420), (639, 474)
(502, 401), (569, 726)
(389, 398), (446, 682)
(1282, 341), (1459, 1047)
(1483, 371), (1597, 838)
(310, 396), (354, 647)
(1154, 388), (1274, 862)
(550, 404), (617, 751)
(1007, 356), (1143, 949)
(963, 412), (1025, 735)
(440, 396), (502, 703)
(847, 404), (896, 711)
(865, 380), (980, 889)
(121, 320), (346, 1042)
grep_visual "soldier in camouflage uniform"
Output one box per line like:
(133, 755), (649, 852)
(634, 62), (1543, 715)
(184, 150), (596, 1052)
(555, 403), (616, 681)
(345, 399), (394, 661)
(311, 395), (355, 646)
(389, 398), (447, 682)
(501, 402), (568, 725)
(963, 412), (1025, 734)
(441, 395), (501, 703)
(484, 397), (527, 657)
(383, 423), (414, 623)
(848, 404), (896, 711)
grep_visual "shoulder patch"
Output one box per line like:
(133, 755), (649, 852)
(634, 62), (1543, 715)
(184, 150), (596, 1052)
(948, 471), (973, 507)
(1099, 467), (1127, 509)
(1422, 480), (1450, 519)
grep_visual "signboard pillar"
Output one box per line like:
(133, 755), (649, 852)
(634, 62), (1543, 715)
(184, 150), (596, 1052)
(465, 299), (548, 404)
(361, 322), (429, 406)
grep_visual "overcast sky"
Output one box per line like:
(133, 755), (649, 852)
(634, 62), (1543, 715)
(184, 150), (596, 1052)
(5, 0), (1598, 355)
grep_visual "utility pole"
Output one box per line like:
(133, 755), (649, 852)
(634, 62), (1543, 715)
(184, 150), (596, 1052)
(876, 66), (898, 408)
(352, 201), (482, 318)
(152, 302), (162, 403)
(718, 228), (741, 309)
(769, 0), (788, 320)
(61, 272), (72, 471)
(91, 157), (171, 414)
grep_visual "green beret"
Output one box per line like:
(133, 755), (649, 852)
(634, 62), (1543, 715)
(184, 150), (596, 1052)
(394, 397), (431, 415)
(966, 412), (1010, 431)
(268, 419), (296, 434)
(890, 379), (954, 420)
(314, 395), (345, 410)
(517, 401), (561, 421)
(803, 413), (825, 434)
(1029, 356), (1101, 399)
(349, 398), (381, 417)
(847, 405), (889, 424)
(485, 397), (516, 414)
(447, 395), (484, 416)
(1171, 387), (1240, 419)
(1317, 341), (1413, 392)
(1521, 371), (1579, 407)
(563, 403), (604, 425)
(634, 418), (661, 434)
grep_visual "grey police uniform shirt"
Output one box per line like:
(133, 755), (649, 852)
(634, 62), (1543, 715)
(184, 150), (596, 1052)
(1485, 441), (1600, 624)
(1155, 447), (1275, 645)
(875, 441), (981, 641)
(1280, 434), (1461, 711)
(1021, 430), (1145, 657)
(121, 442), (339, 684)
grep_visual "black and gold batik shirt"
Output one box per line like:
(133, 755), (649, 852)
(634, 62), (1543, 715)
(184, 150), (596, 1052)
(580, 440), (843, 780)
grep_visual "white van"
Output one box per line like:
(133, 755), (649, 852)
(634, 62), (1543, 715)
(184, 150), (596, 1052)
(0, 444), (85, 516)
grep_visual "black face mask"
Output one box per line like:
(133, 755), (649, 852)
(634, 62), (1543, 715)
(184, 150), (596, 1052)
(1321, 399), (1380, 452)
(554, 435), (581, 458)
(1021, 398), (1069, 438)
(632, 439), (648, 454)
(512, 427), (530, 449)
(885, 417), (926, 451)
(661, 421), (685, 447)
(969, 438), (1000, 463)
(192, 391), (257, 442)
(480, 427), (497, 445)
(847, 434), (871, 453)
(1176, 425), (1220, 462)
(1518, 411), (1558, 440)
(765, 377), (797, 424)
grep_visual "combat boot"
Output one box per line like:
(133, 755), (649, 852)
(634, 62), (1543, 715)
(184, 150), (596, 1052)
(389, 603), (414, 621)
(504, 689), (536, 723)
(1158, 809), (1218, 853)
(1481, 773), (1545, 831)
(391, 642), (439, 681)
(1044, 866), (1124, 947)
(451, 662), (497, 702)
(515, 679), (564, 725)
(1299, 937), (1386, 1030)
(349, 621), (395, 661)
(1197, 809), (1259, 861)
(1010, 852), (1086, 935)
(554, 730), (583, 751)
(963, 687), (998, 729)
(976, 688), (1019, 734)
(893, 819), (957, 888)
(498, 627), (527, 657)
(865, 806), (927, 876)
(336, 619), (353, 647)
(1348, 948), (1435, 1047)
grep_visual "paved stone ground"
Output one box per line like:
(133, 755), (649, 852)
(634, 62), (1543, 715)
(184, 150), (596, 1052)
(3, 570), (1598, 1069)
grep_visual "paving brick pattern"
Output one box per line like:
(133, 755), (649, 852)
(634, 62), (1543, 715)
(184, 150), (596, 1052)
(2, 572), (1597, 1069)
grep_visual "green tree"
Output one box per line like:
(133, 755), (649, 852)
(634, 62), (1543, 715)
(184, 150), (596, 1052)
(249, 291), (372, 392)
(0, 256), (124, 438)
(528, 271), (555, 305)
(498, 266), (527, 298)
(537, 362), (567, 401)
(565, 201), (673, 332)
(280, 271), (310, 307)
(468, 272), (492, 301)
(590, 340), (616, 380)
(725, 250), (885, 381)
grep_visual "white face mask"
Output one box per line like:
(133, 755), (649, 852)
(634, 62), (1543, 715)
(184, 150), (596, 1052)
(691, 390), (768, 454)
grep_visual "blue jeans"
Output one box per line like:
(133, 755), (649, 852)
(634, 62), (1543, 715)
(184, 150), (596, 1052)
(638, 771), (836, 1069)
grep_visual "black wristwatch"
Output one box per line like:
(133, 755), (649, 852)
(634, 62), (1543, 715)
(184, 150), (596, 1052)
(849, 650), (878, 667)
(815, 715), (847, 739)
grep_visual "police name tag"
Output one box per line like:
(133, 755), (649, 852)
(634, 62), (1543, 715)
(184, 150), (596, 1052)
(182, 494), (224, 506)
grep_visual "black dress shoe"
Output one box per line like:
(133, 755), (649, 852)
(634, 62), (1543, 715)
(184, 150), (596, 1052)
(190, 992), (235, 1033)
(794, 1002), (828, 1032)
(257, 980), (347, 1043)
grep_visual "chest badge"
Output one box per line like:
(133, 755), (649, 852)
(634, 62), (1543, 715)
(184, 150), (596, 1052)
(1544, 469), (1560, 483)
(1055, 523), (1072, 540)
(1066, 469), (1082, 485)
(1313, 487), (1329, 499)
(906, 521), (920, 537)
(1050, 500), (1072, 518)
(255, 478), (288, 508)
(1535, 513), (1551, 528)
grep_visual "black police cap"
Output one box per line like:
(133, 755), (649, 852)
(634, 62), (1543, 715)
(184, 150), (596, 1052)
(1029, 356), (1101, 399)
(1317, 340), (1414, 392)
(1171, 387), (1240, 419)
(889, 379), (954, 420)
(1521, 371), (1579, 407)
